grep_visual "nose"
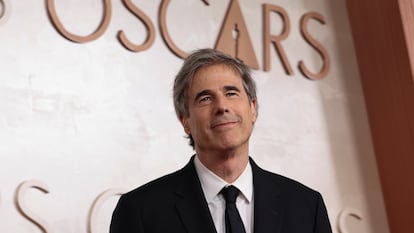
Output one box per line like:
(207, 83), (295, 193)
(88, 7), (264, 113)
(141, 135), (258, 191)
(214, 95), (229, 115)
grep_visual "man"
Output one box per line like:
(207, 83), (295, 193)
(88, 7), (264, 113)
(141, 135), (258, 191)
(110, 49), (332, 233)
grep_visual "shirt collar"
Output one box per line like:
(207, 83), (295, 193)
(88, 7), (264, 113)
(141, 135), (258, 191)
(194, 155), (253, 203)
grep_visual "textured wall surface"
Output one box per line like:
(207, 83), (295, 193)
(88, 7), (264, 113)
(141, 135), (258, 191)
(0, 0), (389, 232)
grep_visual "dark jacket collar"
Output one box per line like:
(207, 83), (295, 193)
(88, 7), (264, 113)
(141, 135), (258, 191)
(174, 156), (218, 233)
(174, 156), (283, 233)
(250, 158), (283, 233)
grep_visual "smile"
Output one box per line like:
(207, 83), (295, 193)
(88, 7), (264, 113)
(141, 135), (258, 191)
(212, 121), (236, 128)
(210, 118), (240, 129)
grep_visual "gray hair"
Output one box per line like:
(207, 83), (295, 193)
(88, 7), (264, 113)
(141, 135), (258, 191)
(173, 48), (258, 148)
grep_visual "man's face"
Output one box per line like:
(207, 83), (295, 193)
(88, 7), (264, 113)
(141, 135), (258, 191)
(180, 64), (257, 153)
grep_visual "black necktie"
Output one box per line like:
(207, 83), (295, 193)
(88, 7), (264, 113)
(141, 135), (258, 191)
(221, 185), (246, 233)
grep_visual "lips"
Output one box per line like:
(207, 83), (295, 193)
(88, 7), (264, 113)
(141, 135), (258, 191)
(210, 116), (240, 129)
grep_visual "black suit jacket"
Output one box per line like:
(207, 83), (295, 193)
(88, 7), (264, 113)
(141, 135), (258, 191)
(110, 156), (332, 233)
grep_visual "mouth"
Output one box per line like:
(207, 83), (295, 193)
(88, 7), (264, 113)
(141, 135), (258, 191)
(210, 117), (240, 129)
(211, 121), (237, 129)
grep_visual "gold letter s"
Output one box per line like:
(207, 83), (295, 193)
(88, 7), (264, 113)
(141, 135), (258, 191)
(15, 180), (51, 233)
(118, 0), (155, 52)
(299, 12), (330, 80)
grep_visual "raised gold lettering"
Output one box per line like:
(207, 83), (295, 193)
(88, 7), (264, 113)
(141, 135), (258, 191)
(46, 0), (112, 43)
(215, 0), (259, 69)
(118, 0), (155, 52)
(87, 188), (127, 233)
(299, 12), (330, 80)
(0, 0), (5, 19)
(263, 4), (293, 74)
(338, 208), (363, 233)
(159, 0), (188, 58)
(0, 0), (10, 25)
(15, 180), (51, 233)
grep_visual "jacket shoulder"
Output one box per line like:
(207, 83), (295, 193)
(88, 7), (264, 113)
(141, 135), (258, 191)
(122, 166), (186, 200)
(251, 159), (322, 199)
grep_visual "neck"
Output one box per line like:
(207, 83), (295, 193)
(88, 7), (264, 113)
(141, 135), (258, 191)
(196, 148), (249, 183)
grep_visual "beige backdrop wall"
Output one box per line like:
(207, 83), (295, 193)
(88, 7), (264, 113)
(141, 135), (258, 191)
(0, 0), (389, 233)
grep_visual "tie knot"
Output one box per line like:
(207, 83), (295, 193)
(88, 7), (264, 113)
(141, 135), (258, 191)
(221, 185), (240, 204)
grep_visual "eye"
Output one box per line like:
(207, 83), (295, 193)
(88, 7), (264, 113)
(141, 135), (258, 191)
(226, 91), (239, 97)
(198, 96), (211, 103)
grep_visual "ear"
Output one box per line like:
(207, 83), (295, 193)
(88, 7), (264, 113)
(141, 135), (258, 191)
(180, 115), (191, 135)
(250, 99), (257, 124)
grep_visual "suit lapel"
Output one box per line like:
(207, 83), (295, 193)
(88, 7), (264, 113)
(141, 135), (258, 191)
(251, 158), (283, 233)
(174, 157), (217, 233)
(173, 157), (284, 233)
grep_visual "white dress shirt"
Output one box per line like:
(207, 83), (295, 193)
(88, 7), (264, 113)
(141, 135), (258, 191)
(194, 155), (254, 233)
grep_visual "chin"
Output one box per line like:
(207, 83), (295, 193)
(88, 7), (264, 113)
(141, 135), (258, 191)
(216, 140), (242, 151)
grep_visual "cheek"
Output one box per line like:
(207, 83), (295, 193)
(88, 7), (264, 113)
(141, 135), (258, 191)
(187, 115), (203, 132)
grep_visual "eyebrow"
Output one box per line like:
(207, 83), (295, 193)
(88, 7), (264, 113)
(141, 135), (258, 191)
(223, 85), (241, 93)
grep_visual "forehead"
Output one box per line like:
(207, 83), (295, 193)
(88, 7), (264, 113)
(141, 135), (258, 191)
(190, 64), (243, 87)
(195, 63), (240, 75)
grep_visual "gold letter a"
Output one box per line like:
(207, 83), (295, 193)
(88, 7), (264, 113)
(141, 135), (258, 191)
(215, 0), (259, 69)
